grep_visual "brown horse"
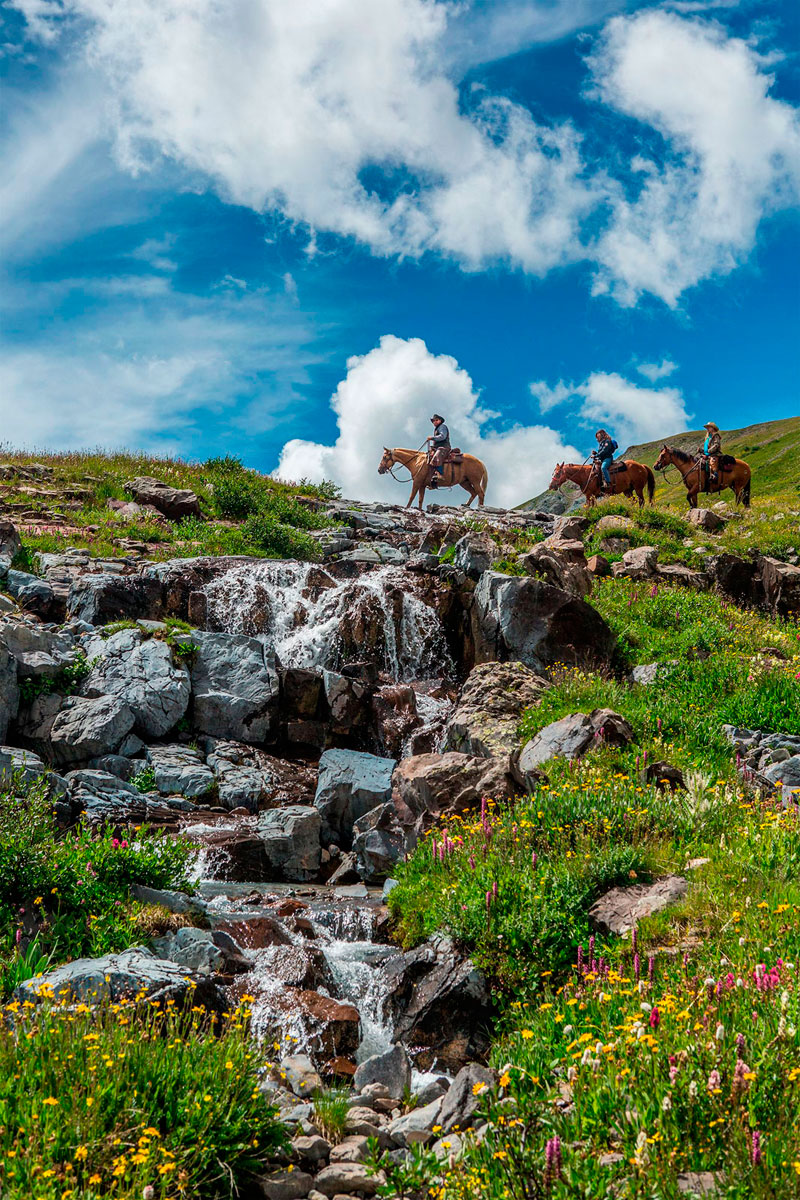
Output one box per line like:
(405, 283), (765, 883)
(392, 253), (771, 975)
(549, 459), (655, 508)
(378, 446), (488, 510)
(653, 445), (751, 508)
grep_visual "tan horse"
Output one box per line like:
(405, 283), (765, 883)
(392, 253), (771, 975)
(378, 447), (488, 510)
(549, 459), (655, 508)
(654, 445), (751, 508)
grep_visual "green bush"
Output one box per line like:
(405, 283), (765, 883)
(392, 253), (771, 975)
(0, 1001), (287, 1199)
(17, 653), (94, 706)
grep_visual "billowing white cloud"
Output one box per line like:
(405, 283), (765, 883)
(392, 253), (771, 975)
(275, 335), (580, 507)
(636, 358), (678, 383)
(528, 367), (692, 447)
(587, 10), (800, 306)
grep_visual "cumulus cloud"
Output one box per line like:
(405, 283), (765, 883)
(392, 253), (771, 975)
(528, 369), (692, 447)
(275, 335), (580, 507)
(587, 10), (800, 306)
(636, 358), (678, 383)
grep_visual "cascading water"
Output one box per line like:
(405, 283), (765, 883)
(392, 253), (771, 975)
(203, 561), (451, 681)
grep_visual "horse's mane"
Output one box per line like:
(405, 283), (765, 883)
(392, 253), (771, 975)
(668, 446), (693, 464)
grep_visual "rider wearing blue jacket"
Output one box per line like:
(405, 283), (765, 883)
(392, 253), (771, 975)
(592, 429), (618, 492)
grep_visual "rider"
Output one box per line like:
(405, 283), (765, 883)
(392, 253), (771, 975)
(697, 421), (722, 486)
(427, 414), (450, 489)
(592, 428), (618, 493)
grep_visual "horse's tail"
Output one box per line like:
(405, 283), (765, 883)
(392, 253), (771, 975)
(646, 466), (656, 504)
(741, 474), (751, 508)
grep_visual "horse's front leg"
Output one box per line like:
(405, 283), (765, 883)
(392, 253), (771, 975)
(406, 481), (418, 509)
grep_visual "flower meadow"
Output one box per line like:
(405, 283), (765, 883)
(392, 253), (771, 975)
(387, 579), (800, 1197)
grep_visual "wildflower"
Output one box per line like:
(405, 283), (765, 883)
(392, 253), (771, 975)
(707, 1069), (721, 1091)
(751, 1130), (762, 1166)
(689, 1080), (699, 1101)
(649, 1007), (660, 1031)
(662, 1094), (672, 1113)
(520, 1029), (533, 1040)
(715, 1023), (725, 1042)
(544, 1135), (562, 1187)
(75, 1146), (88, 1161)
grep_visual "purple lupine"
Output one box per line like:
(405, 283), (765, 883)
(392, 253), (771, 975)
(751, 1130), (762, 1166)
(634, 952), (641, 980)
(650, 582), (658, 598)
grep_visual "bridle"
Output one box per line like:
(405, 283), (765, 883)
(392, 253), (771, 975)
(655, 449), (693, 487)
(384, 451), (414, 484)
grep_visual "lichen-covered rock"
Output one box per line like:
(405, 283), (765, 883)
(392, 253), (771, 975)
(83, 627), (190, 737)
(443, 661), (547, 760)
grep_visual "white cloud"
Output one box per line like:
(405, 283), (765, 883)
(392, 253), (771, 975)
(587, 10), (800, 306)
(275, 335), (580, 507)
(528, 367), (692, 447)
(636, 358), (678, 382)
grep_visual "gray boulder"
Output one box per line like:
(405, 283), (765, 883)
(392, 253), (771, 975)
(388, 1097), (443, 1146)
(352, 803), (407, 883)
(353, 1044), (411, 1100)
(124, 476), (201, 521)
(393, 752), (512, 822)
(66, 769), (147, 824)
(688, 508), (724, 532)
(152, 927), (251, 975)
(518, 708), (634, 771)
(443, 660), (547, 760)
(612, 546), (659, 579)
(18, 693), (135, 765)
(4, 569), (55, 616)
(589, 875), (689, 935)
(191, 632), (279, 744)
(438, 1062), (497, 1133)
(520, 539), (593, 598)
(313, 1164), (382, 1198)
(146, 743), (215, 798)
(453, 531), (495, 579)
(763, 755), (800, 787)
(0, 622), (78, 679)
(0, 639), (19, 744)
(0, 518), (22, 561)
(258, 805), (321, 881)
(205, 740), (273, 811)
(67, 574), (164, 625)
(83, 628), (190, 737)
(0, 745), (55, 789)
(472, 572), (615, 673)
(314, 748), (396, 846)
(14, 947), (227, 1010)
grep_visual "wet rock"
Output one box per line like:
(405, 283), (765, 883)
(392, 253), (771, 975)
(314, 748), (396, 846)
(191, 631), (279, 744)
(14, 947), (226, 1011)
(124, 476), (201, 521)
(323, 671), (372, 735)
(281, 1053), (324, 1097)
(258, 1167), (315, 1200)
(388, 1097), (443, 1146)
(182, 821), (269, 881)
(237, 942), (335, 993)
(82, 627), (190, 737)
(146, 743), (215, 799)
(688, 508), (724, 532)
(472, 573), (615, 673)
(612, 546), (659, 579)
(370, 684), (420, 759)
(382, 947), (492, 1072)
(18, 693), (135, 765)
(393, 752), (512, 823)
(589, 875), (689, 935)
(313, 1164), (383, 1197)
(258, 805), (321, 881)
(453, 531), (495, 579)
(353, 1044), (411, 1100)
(281, 992), (360, 1059)
(438, 1063), (497, 1133)
(352, 803), (407, 883)
(152, 927), (251, 975)
(443, 661), (547, 761)
(212, 914), (293, 949)
(518, 708), (634, 771)
(0, 639), (19, 743)
(67, 573), (163, 626)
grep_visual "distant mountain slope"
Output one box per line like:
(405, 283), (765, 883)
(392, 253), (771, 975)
(520, 415), (800, 510)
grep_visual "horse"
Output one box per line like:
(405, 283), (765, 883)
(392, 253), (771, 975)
(549, 459), (655, 508)
(378, 446), (488, 510)
(653, 445), (751, 508)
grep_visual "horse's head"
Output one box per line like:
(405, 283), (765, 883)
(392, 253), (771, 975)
(549, 462), (566, 490)
(653, 446), (670, 471)
(378, 447), (394, 475)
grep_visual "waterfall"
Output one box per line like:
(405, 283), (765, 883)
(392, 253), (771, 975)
(203, 561), (451, 681)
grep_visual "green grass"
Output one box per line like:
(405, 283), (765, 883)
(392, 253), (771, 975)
(0, 1000), (287, 1199)
(0, 779), (197, 997)
(0, 448), (340, 564)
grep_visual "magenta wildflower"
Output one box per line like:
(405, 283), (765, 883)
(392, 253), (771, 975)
(736, 1032), (746, 1055)
(648, 955), (655, 982)
(634, 952), (641, 980)
(544, 1135), (562, 1187)
(751, 1130), (762, 1166)
(649, 1006), (660, 1031)
(468, 855), (476, 871)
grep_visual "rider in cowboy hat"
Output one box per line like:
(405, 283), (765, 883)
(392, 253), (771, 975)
(592, 428), (618, 494)
(426, 414), (450, 489)
(697, 421), (722, 485)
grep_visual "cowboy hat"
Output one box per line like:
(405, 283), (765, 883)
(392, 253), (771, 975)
(430, 414), (444, 423)
(703, 421), (719, 431)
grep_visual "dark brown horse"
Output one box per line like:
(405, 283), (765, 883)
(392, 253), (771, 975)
(653, 445), (751, 508)
(549, 459), (655, 508)
(378, 446), (488, 510)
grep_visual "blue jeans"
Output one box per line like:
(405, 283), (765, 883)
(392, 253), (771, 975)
(601, 459), (611, 487)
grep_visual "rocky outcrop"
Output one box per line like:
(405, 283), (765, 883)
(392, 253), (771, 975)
(83, 627), (191, 738)
(518, 708), (634, 771)
(758, 557), (800, 617)
(0, 638), (19, 744)
(520, 538), (593, 598)
(67, 573), (163, 625)
(314, 748), (396, 846)
(258, 806), (322, 881)
(443, 660), (547, 761)
(146, 743), (215, 798)
(471, 572), (615, 673)
(393, 751), (512, 823)
(453, 530), (495, 579)
(124, 476), (202, 521)
(191, 631), (279, 743)
(589, 876), (689, 935)
(17, 693), (135, 766)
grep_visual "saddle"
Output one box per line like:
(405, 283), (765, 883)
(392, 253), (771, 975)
(609, 460), (627, 476)
(719, 453), (735, 469)
(446, 448), (464, 464)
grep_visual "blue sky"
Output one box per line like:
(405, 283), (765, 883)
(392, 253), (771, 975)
(1, 0), (798, 505)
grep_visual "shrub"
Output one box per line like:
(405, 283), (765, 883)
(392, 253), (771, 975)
(17, 653), (94, 706)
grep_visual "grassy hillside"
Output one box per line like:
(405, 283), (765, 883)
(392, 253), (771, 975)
(523, 415), (800, 510)
(0, 448), (339, 563)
